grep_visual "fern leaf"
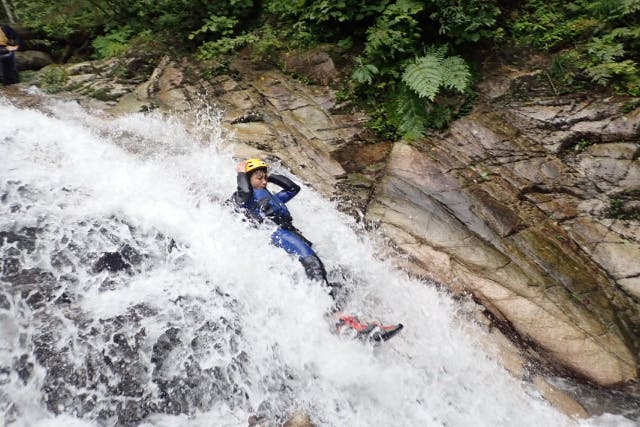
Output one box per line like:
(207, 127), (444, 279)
(440, 56), (471, 93)
(396, 87), (428, 140)
(402, 55), (443, 100)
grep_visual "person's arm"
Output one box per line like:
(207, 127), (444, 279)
(268, 174), (300, 203)
(2, 25), (23, 50)
(232, 161), (253, 206)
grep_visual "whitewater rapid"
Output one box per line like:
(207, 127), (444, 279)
(0, 91), (633, 426)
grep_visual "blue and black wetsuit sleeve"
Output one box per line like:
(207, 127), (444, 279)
(232, 172), (252, 206)
(268, 174), (300, 203)
(231, 172), (261, 222)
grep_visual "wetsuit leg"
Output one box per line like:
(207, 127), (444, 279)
(0, 52), (17, 85)
(271, 227), (315, 258)
(271, 228), (328, 283)
(300, 255), (328, 283)
(271, 228), (347, 309)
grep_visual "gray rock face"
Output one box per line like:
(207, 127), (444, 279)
(362, 84), (640, 386)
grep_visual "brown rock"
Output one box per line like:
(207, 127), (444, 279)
(532, 376), (589, 419)
(280, 49), (339, 85)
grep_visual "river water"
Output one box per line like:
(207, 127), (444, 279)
(0, 91), (634, 426)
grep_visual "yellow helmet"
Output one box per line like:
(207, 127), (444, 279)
(245, 158), (268, 173)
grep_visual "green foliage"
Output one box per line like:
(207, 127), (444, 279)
(39, 65), (68, 93)
(15, 0), (258, 58)
(395, 88), (429, 140)
(621, 99), (640, 113)
(390, 48), (470, 139)
(264, 0), (389, 40)
(363, 0), (424, 64)
(190, 15), (239, 40)
(582, 26), (640, 94)
(92, 26), (134, 59)
(587, 0), (640, 22)
(428, 0), (501, 44)
(402, 48), (471, 101)
(14, 0), (110, 40)
(549, 51), (585, 89)
(507, 0), (640, 96)
(392, 87), (461, 140)
(367, 103), (401, 141)
(246, 26), (286, 63)
(573, 138), (591, 152)
(607, 189), (640, 220)
(30, 0), (640, 143)
(196, 33), (259, 59)
(351, 57), (379, 85)
(345, 2), (475, 139)
(509, 1), (596, 51)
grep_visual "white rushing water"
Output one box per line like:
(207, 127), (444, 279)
(0, 91), (634, 427)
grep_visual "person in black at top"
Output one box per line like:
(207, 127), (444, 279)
(0, 24), (23, 85)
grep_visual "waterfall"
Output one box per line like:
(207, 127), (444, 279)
(0, 92), (633, 426)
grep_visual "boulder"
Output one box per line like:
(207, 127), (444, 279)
(280, 48), (339, 85)
(15, 50), (54, 70)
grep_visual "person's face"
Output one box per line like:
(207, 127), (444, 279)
(249, 169), (268, 189)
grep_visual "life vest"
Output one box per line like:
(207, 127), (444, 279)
(248, 188), (293, 225)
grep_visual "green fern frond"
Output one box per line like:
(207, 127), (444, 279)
(401, 50), (471, 100)
(440, 56), (471, 92)
(609, 26), (640, 39)
(396, 88), (428, 140)
(585, 59), (638, 84)
(402, 55), (443, 100)
(426, 44), (448, 59)
(588, 37), (625, 61)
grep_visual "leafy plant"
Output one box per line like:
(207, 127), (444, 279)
(351, 57), (379, 85)
(390, 47), (470, 139)
(363, 0), (424, 64)
(607, 189), (640, 220)
(92, 26), (133, 59)
(428, 0), (501, 44)
(39, 65), (68, 93)
(247, 26), (286, 63)
(573, 138), (591, 152)
(395, 88), (429, 140)
(621, 99), (640, 113)
(190, 15), (239, 40)
(509, 0), (640, 96)
(402, 48), (470, 101)
(196, 33), (258, 59)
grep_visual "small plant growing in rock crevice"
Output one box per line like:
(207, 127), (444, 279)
(573, 138), (592, 152)
(39, 66), (68, 93)
(606, 189), (640, 220)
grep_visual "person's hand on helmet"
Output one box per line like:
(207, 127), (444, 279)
(236, 161), (247, 173)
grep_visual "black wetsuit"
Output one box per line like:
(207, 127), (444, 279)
(0, 25), (23, 85)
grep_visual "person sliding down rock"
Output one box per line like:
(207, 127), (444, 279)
(231, 158), (402, 342)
